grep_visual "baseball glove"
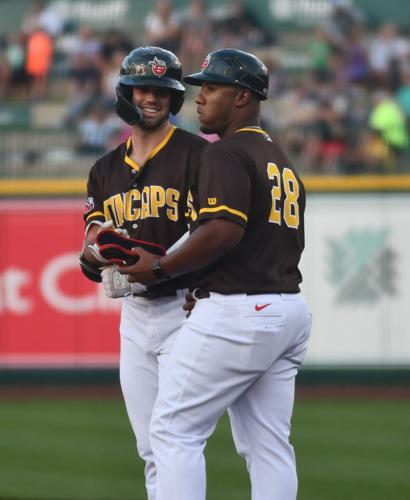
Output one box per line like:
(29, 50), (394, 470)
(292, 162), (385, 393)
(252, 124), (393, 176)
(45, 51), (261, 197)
(94, 229), (166, 266)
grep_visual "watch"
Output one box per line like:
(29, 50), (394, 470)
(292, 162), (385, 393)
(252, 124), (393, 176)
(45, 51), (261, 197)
(151, 259), (171, 282)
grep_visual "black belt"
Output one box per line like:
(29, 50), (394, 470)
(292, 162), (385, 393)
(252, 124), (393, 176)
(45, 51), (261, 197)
(133, 290), (177, 300)
(193, 289), (211, 299)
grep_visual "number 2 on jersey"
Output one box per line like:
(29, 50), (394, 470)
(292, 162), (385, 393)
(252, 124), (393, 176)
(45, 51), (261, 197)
(267, 163), (300, 228)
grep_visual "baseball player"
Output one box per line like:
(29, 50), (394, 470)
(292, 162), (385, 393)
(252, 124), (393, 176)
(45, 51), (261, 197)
(119, 48), (312, 500)
(79, 46), (207, 500)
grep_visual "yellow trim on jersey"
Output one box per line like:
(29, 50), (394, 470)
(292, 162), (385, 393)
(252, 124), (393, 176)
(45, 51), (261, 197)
(124, 126), (177, 171)
(235, 127), (268, 135)
(85, 211), (104, 222)
(147, 125), (177, 160)
(124, 137), (139, 171)
(199, 205), (248, 222)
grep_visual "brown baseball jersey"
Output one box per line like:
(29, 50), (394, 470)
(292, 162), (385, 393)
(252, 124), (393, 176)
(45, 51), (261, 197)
(84, 126), (207, 295)
(193, 127), (305, 294)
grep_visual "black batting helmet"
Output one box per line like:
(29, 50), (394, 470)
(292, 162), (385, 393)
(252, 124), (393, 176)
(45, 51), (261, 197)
(115, 46), (185, 124)
(184, 48), (269, 101)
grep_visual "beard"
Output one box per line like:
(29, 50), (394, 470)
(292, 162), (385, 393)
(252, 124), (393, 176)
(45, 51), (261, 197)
(139, 112), (169, 130)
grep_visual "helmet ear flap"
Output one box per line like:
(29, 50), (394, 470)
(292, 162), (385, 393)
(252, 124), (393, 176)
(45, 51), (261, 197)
(170, 91), (184, 115)
(115, 84), (143, 125)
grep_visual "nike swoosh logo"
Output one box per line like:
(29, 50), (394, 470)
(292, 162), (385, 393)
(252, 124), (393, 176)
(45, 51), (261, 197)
(255, 303), (271, 312)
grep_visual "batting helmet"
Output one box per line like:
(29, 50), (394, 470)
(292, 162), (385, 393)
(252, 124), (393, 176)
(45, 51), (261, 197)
(115, 46), (185, 124)
(183, 48), (269, 101)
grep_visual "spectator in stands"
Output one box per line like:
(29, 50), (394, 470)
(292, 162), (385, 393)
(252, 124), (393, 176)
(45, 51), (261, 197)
(1, 31), (29, 99)
(304, 97), (347, 173)
(22, 0), (63, 38)
(309, 27), (332, 82)
(179, 0), (212, 74)
(323, 0), (364, 52)
(396, 67), (410, 128)
(144, 0), (181, 54)
(368, 91), (409, 169)
(99, 31), (133, 109)
(100, 30), (133, 66)
(359, 129), (396, 173)
(213, 0), (274, 50)
(25, 26), (53, 100)
(0, 36), (11, 98)
(64, 24), (102, 126)
(341, 25), (370, 86)
(369, 22), (410, 92)
(101, 48), (128, 108)
(76, 101), (121, 156)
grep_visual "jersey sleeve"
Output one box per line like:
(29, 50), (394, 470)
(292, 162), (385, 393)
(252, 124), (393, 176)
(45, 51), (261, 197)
(83, 163), (105, 229)
(184, 137), (207, 227)
(197, 145), (251, 228)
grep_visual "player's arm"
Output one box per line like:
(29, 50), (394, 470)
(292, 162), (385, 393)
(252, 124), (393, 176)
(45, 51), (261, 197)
(119, 145), (248, 284)
(119, 217), (244, 284)
(81, 223), (102, 265)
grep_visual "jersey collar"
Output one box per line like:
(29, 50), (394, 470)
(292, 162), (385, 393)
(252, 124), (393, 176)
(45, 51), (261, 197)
(124, 125), (177, 172)
(235, 126), (272, 141)
(235, 126), (265, 134)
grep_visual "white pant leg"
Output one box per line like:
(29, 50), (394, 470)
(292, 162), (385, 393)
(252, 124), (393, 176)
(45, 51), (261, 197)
(228, 293), (311, 500)
(149, 292), (311, 500)
(119, 293), (186, 500)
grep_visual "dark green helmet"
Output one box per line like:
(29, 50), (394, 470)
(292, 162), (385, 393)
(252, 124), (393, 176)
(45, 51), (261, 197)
(115, 46), (185, 124)
(184, 48), (269, 101)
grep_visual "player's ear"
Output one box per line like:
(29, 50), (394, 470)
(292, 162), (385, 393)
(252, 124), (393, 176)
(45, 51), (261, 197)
(235, 88), (252, 107)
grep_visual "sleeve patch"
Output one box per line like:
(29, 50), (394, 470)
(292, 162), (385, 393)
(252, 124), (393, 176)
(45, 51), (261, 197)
(84, 197), (95, 213)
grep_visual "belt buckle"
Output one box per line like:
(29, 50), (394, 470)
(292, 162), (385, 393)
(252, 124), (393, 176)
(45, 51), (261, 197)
(193, 289), (210, 300)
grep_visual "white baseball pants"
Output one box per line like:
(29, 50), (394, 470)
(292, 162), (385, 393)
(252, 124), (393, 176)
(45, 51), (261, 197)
(119, 291), (187, 500)
(149, 292), (312, 500)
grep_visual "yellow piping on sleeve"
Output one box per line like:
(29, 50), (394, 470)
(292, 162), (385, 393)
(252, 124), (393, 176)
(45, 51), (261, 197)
(199, 205), (248, 222)
(85, 211), (104, 222)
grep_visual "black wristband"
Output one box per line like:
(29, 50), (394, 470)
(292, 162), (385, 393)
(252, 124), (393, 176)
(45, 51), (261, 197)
(152, 259), (171, 282)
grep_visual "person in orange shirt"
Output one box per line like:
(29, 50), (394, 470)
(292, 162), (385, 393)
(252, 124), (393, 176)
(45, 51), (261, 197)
(25, 27), (53, 99)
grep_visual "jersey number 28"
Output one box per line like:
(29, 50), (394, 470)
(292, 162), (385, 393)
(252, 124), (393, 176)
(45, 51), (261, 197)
(267, 162), (299, 228)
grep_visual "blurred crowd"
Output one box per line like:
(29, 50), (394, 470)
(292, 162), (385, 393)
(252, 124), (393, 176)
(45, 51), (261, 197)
(0, 0), (409, 174)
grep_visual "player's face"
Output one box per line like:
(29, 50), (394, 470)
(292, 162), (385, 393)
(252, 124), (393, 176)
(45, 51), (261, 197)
(195, 82), (239, 135)
(132, 86), (171, 129)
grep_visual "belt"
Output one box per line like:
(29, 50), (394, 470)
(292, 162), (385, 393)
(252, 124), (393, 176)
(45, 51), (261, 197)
(133, 290), (177, 300)
(193, 289), (210, 299)
(193, 289), (296, 299)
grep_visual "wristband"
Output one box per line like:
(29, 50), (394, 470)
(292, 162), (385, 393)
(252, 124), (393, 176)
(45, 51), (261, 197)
(152, 259), (171, 282)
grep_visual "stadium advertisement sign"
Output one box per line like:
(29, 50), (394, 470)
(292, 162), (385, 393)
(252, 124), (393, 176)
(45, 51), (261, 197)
(301, 193), (410, 365)
(0, 196), (409, 367)
(0, 199), (121, 367)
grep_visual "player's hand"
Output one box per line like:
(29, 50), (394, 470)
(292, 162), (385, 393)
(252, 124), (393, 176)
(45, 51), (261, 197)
(118, 247), (158, 285)
(183, 291), (196, 317)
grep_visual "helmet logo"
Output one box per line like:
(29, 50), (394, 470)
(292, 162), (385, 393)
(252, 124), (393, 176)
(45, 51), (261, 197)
(149, 56), (167, 77)
(130, 63), (146, 76)
(201, 55), (210, 71)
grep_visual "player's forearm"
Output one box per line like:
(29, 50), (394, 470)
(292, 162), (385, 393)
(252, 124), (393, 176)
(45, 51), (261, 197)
(160, 219), (244, 278)
(81, 224), (101, 265)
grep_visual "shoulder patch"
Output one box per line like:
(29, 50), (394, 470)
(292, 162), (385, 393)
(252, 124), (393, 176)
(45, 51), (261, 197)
(84, 197), (95, 213)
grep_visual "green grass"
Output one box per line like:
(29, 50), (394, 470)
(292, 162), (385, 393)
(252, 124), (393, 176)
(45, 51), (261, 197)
(0, 396), (409, 500)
